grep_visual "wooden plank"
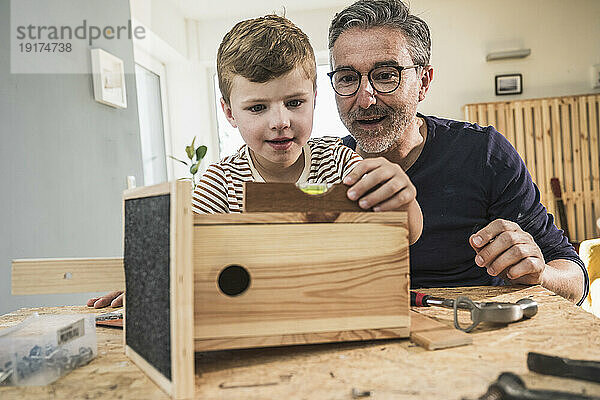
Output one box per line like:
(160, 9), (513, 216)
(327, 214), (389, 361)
(524, 102), (537, 186)
(123, 182), (170, 201)
(121, 190), (127, 348)
(514, 102), (526, 161)
(464, 104), (475, 121)
(193, 221), (409, 342)
(409, 311), (472, 350)
(551, 98), (564, 185)
(409, 310), (447, 332)
(541, 100), (555, 217)
(194, 327), (410, 352)
(244, 182), (362, 213)
(169, 180), (195, 399)
(125, 345), (172, 396)
(487, 103), (496, 127)
(410, 328), (472, 351)
(496, 103), (507, 137)
(589, 96), (600, 237)
(193, 211), (407, 226)
(533, 103), (546, 206)
(578, 97), (592, 239)
(571, 98), (585, 241)
(12, 257), (124, 294)
(505, 102), (516, 146)
(561, 98), (576, 241)
(195, 315), (409, 340)
(477, 104), (487, 126)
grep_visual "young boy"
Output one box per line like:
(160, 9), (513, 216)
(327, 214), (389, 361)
(192, 15), (422, 245)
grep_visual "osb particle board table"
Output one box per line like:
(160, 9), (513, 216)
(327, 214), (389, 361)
(1, 285), (599, 400)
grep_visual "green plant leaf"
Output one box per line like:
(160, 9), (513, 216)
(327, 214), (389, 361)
(195, 145), (207, 161)
(190, 163), (199, 175)
(168, 155), (189, 166)
(185, 145), (194, 160)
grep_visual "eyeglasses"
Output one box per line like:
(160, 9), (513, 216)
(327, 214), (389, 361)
(327, 65), (421, 96)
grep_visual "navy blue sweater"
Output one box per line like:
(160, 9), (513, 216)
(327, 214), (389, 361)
(343, 114), (588, 304)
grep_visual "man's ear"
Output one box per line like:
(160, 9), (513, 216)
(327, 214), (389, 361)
(418, 65), (434, 102)
(220, 97), (238, 128)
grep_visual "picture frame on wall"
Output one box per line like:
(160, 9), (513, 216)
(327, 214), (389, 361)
(91, 48), (127, 109)
(495, 73), (523, 96)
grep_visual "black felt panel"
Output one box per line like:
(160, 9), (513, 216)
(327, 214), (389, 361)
(124, 194), (171, 381)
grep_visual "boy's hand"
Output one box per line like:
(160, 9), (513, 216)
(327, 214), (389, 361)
(87, 291), (123, 308)
(343, 157), (416, 211)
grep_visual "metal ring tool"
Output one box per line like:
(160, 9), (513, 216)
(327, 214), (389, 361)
(411, 291), (538, 332)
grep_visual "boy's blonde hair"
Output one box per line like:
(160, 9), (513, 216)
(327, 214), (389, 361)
(217, 15), (317, 105)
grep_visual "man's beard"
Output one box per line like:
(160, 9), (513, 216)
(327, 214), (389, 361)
(339, 100), (417, 154)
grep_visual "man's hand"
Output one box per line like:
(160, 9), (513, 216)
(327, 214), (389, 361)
(469, 219), (546, 285)
(87, 291), (123, 308)
(343, 157), (416, 211)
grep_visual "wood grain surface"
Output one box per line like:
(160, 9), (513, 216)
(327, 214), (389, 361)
(243, 182), (363, 212)
(123, 182), (170, 200)
(194, 326), (410, 352)
(11, 257), (124, 294)
(2, 286), (600, 400)
(409, 311), (472, 350)
(193, 221), (409, 342)
(193, 211), (407, 225)
(169, 180), (195, 399)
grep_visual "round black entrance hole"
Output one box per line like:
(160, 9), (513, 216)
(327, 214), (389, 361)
(218, 265), (251, 296)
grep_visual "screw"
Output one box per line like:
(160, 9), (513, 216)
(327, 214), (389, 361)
(0, 368), (13, 385)
(352, 388), (373, 398)
(2, 345), (95, 385)
(16, 359), (31, 380)
(29, 346), (42, 358)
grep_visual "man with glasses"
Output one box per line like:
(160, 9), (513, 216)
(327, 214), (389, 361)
(329, 0), (588, 304)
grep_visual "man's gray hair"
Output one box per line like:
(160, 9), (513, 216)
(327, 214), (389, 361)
(328, 0), (431, 66)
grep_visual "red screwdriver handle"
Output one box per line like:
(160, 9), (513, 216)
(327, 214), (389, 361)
(411, 291), (431, 307)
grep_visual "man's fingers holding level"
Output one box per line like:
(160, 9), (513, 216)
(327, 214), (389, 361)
(343, 158), (386, 186)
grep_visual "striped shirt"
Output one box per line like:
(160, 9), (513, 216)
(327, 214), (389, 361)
(192, 136), (362, 214)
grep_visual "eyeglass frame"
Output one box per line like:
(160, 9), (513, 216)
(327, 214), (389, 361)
(327, 64), (422, 96)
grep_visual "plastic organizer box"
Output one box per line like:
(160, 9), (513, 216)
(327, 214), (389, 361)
(0, 313), (97, 386)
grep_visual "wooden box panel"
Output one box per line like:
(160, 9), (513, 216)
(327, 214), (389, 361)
(193, 212), (410, 350)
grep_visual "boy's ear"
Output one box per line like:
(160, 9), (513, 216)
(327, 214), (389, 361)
(220, 97), (238, 128)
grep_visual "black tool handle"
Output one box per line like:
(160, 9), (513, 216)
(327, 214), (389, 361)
(476, 372), (600, 400)
(528, 352), (600, 384)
